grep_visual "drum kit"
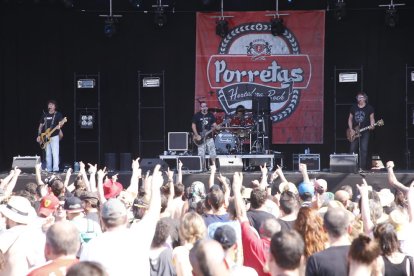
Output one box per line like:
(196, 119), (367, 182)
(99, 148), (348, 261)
(206, 107), (266, 154)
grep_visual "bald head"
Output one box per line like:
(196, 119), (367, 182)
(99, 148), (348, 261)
(335, 190), (350, 207)
(324, 207), (350, 238)
(46, 221), (80, 259)
(190, 240), (229, 276)
(260, 217), (281, 239)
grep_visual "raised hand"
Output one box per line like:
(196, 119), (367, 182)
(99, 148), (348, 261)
(386, 161), (394, 170)
(132, 157), (140, 171)
(260, 163), (268, 175)
(97, 167), (107, 179)
(356, 178), (370, 198)
(88, 163), (97, 174)
(299, 163), (307, 173)
(166, 167), (174, 181)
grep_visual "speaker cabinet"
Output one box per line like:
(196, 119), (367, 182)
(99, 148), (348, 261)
(330, 154), (358, 173)
(218, 157), (243, 173)
(168, 132), (188, 151)
(140, 158), (168, 173)
(178, 156), (203, 173)
(12, 156), (41, 173)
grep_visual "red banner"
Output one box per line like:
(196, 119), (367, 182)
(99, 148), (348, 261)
(195, 11), (325, 144)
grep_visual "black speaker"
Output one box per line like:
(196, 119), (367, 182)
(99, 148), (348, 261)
(218, 157), (243, 173)
(120, 153), (132, 171)
(330, 154), (358, 173)
(140, 158), (168, 173)
(12, 156), (40, 173)
(105, 153), (117, 172)
(178, 156), (203, 172)
(252, 96), (271, 114)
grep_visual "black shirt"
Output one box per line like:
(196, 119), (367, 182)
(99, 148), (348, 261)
(305, 245), (350, 276)
(246, 209), (276, 234)
(349, 104), (374, 129)
(39, 111), (63, 137)
(192, 112), (216, 137)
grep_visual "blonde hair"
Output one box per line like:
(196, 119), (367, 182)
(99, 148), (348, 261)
(179, 212), (206, 244)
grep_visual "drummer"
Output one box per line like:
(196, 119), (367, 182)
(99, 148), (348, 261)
(235, 105), (246, 121)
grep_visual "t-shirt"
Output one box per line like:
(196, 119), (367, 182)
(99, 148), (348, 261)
(277, 218), (296, 232)
(150, 247), (176, 276)
(241, 221), (271, 276)
(305, 245), (350, 276)
(247, 209), (275, 234)
(39, 111), (64, 137)
(191, 112), (216, 138)
(203, 213), (230, 227)
(349, 104), (374, 129)
(27, 258), (79, 276)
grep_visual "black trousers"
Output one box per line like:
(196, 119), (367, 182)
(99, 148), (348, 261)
(350, 131), (370, 170)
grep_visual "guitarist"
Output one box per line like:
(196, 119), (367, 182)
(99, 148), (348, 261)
(347, 92), (375, 171)
(191, 101), (219, 168)
(36, 100), (63, 172)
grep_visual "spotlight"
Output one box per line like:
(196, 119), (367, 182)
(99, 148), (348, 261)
(154, 8), (167, 28)
(271, 18), (285, 36)
(216, 19), (228, 38)
(333, 1), (346, 21)
(104, 17), (117, 38)
(79, 112), (95, 129)
(129, 0), (142, 8)
(385, 7), (398, 27)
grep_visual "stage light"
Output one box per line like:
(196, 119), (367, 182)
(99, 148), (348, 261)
(79, 112), (95, 129)
(154, 8), (167, 28)
(385, 7), (398, 27)
(333, 0), (346, 21)
(216, 19), (228, 38)
(270, 18), (285, 36)
(339, 72), (358, 83)
(104, 17), (117, 38)
(129, 0), (142, 8)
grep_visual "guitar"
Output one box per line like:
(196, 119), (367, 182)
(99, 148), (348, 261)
(346, 119), (384, 142)
(39, 117), (67, 149)
(193, 119), (229, 146)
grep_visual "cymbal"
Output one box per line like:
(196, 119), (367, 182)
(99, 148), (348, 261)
(208, 107), (225, 113)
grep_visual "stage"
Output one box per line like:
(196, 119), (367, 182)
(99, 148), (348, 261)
(3, 169), (413, 199)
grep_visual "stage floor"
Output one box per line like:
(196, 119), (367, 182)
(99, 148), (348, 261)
(2, 169), (413, 197)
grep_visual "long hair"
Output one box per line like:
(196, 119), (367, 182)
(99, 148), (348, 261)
(294, 207), (328, 258)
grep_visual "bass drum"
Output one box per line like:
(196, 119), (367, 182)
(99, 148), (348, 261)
(215, 131), (239, 154)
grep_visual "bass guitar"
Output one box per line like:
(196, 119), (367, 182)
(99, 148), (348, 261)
(39, 117), (67, 149)
(193, 119), (229, 146)
(346, 119), (384, 142)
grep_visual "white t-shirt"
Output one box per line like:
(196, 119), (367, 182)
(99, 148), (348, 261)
(80, 218), (156, 276)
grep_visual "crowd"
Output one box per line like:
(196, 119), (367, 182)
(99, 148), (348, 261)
(0, 158), (414, 276)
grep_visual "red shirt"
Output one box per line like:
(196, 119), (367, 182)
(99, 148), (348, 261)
(27, 258), (79, 276)
(241, 221), (271, 276)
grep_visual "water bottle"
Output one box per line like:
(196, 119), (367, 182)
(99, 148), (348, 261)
(74, 162), (80, 172)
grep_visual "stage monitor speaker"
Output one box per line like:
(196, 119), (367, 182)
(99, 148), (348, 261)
(218, 157), (243, 173)
(330, 154), (358, 173)
(105, 153), (117, 172)
(248, 158), (272, 168)
(252, 96), (271, 114)
(178, 156), (203, 173)
(12, 156), (40, 174)
(140, 158), (168, 173)
(168, 132), (188, 151)
(120, 153), (132, 171)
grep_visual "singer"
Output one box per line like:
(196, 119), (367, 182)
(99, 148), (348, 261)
(36, 100), (64, 172)
(347, 92), (375, 171)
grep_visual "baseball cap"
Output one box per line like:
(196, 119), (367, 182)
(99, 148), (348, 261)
(79, 191), (99, 201)
(213, 225), (237, 250)
(298, 182), (315, 196)
(38, 194), (60, 217)
(103, 179), (123, 199)
(64, 196), (84, 213)
(101, 198), (127, 219)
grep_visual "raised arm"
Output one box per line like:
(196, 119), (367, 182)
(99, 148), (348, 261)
(217, 173), (230, 208)
(356, 178), (374, 235)
(87, 163), (97, 192)
(126, 158), (141, 197)
(141, 165), (162, 223)
(34, 163), (44, 186)
(176, 160), (183, 185)
(259, 163), (269, 189)
(96, 168), (107, 204)
(79, 161), (90, 190)
(275, 165), (288, 183)
(209, 164), (216, 189)
(299, 163), (311, 183)
(232, 172), (248, 222)
(408, 181), (414, 223)
(4, 168), (21, 197)
(386, 161), (409, 194)
(64, 168), (75, 193)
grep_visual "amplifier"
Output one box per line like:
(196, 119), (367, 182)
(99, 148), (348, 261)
(293, 154), (320, 171)
(12, 156), (41, 174)
(168, 132), (188, 151)
(330, 154), (358, 173)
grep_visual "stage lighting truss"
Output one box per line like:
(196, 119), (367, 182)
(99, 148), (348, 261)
(379, 0), (405, 28)
(79, 111), (95, 129)
(210, 0), (234, 38)
(266, 0), (289, 36)
(333, 0), (346, 21)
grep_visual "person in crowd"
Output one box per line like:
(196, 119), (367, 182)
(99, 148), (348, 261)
(80, 164), (162, 275)
(150, 219), (176, 276)
(66, 261), (109, 276)
(268, 230), (305, 276)
(189, 239), (230, 276)
(277, 190), (299, 231)
(173, 212), (206, 276)
(306, 207), (352, 276)
(36, 99), (64, 172)
(348, 234), (381, 276)
(247, 187), (276, 234)
(27, 221), (80, 275)
(294, 207), (328, 259)
(213, 225), (258, 275)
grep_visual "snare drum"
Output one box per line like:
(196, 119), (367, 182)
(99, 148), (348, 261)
(215, 131), (239, 154)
